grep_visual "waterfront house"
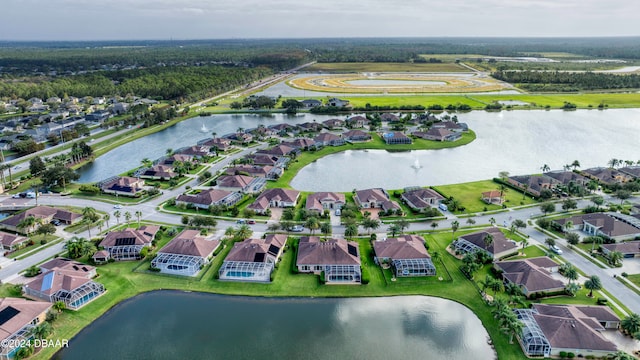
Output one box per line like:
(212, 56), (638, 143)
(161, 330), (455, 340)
(582, 167), (633, 185)
(553, 212), (640, 241)
(306, 192), (346, 214)
(284, 137), (316, 150)
(176, 189), (242, 210)
(380, 113), (399, 122)
(345, 116), (368, 128)
(432, 121), (465, 132)
(313, 133), (344, 147)
(175, 145), (212, 158)
(268, 123), (297, 136)
(619, 166), (640, 179)
(216, 175), (265, 194)
(322, 118), (345, 129)
(92, 250), (110, 264)
(401, 187), (444, 211)
(219, 234), (287, 283)
(247, 188), (300, 215)
(224, 164), (282, 179)
(327, 98), (349, 107)
(413, 128), (461, 142)
(342, 129), (371, 142)
(0, 206), (82, 234)
(140, 165), (177, 180)
(373, 235), (436, 277)
(0, 231), (29, 251)
(256, 144), (298, 157)
(100, 176), (145, 197)
(301, 99), (322, 108)
(354, 188), (401, 213)
(0, 298), (52, 359)
(515, 304), (618, 358)
(99, 225), (159, 260)
(382, 132), (412, 145)
(248, 153), (280, 166)
(507, 174), (560, 197)
(494, 257), (564, 298)
(200, 137), (232, 152)
(297, 122), (323, 133)
(23, 260), (105, 310)
(162, 154), (195, 166)
(296, 237), (361, 284)
(452, 227), (518, 260)
(227, 132), (253, 145)
(543, 170), (590, 187)
(151, 229), (221, 276)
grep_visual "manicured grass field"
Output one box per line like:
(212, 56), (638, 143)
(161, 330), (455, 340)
(304, 62), (470, 73)
(434, 180), (537, 214)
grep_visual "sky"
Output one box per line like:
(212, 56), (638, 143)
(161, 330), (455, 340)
(1, 0), (639, 41)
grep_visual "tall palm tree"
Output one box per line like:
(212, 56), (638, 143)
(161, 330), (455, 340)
(544, 237), (556, 249)
(571, 160), (581, 170)
(320, 222), (332, 240)
(497, 183), (508, 199)
(305, 217), (319, 235)
(29, 322), (51, 340)
(235, 224), (253, 241)
(451, 220), (460, 240)
(584, 275), (602, 297)
(0, 163), (7, 188)
(135, 210), (142, 227)
(104, 213), (110, 227)
(563, 265), (579, 285)
(521, 238), (529, 251)
(344, 224), (358, 239)
(609, 251), (623, 267)
(17, 215), (38, 234)
(483, 233), (494, 250)
(621, 313), (640, 336)
(53, 300), (66, 313)
(124, 211), (132, 225)
(82, 207), (98, 239)
(114, 210), (121, 225)
(540, 164), (550, 173)
(388, 223), (401, 237)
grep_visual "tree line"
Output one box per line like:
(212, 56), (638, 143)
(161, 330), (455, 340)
(492, 70), (640, 91)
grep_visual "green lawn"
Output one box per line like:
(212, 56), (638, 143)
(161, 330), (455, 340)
(626, 274), (640, 288)
(434, 180), (537, 214)
(6, 235), (61, 260)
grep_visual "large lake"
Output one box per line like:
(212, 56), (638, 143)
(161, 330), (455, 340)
(77, 109), (640, 187)
(291, 109), (640, 191)
(52, 291), (494, 360)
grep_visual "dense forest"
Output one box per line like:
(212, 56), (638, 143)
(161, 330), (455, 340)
(0, 65), (273, 102)
(492, 70), (640, 92)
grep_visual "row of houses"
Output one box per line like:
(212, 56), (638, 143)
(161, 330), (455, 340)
(554, 212), (640, 241)
(0, 206), (82, 235)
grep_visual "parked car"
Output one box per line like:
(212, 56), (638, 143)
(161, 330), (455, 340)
(247, 220), (256, 225)
(550, 245), (563, 255)
(335, 209), (341, 216)
(291, 225), (304, 232)
(11, 194), (20, 199)
(50, 220), (61, 226)
(113, 204), (123, 209)
(236, 219), (246, 224)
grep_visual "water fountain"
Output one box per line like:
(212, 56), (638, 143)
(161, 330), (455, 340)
(411, 157), (422, 170)
(199, 120), (208, 133)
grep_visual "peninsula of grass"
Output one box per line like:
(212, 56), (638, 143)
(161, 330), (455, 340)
(268, 131), (475, 189)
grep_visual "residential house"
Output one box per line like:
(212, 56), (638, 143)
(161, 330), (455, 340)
(313, 133), (344, 147)
(99, 225), (160, 260)
(401, 187), (445, 211)
(327, 98), (349, 107)
(248, 153), (281, 167)
(507, 174), (560, 197)
(100, 176), (145, 197)
(216, 175), (265, 194)
(23, 260), (105, 310)
(296, 237), (361, 284)
(224, 165), (282, 179)
(27, 104), (49, 113)
(84, 110), (111, 122)
(582, 167), (633, 185)
(494, 257), (564, 297)
(200, 137), (232, 152)
(620, 166), (640, 179)
(301, 99), (322, 108)
(481, 190), (505, 205)
(247, 188), (300, 215)
(110, 102), (129, 115)
(175, 146), (212, 158)
(554, 212), (640, 241)
(382, 131), (412, 144)
(218, 234), (287, 282)
(452, 227), (519, 259)
(543, 170), (590, 187)
(284, 137), (316, 150)
(322, 118), (345, 129)
(151, 230), (221, 276)
(413, 128), (461, 142)
(515, 304), (619, 358)
(342, 129), (371, 142)
(432, 121), (465, 132)
(0, 206), (82, 234)
(176, 189), (242, 209)
(354, 188), (401, 212)
(380, 113), (400, 122)
(0, 298), (52, 359)
(226, 132), (253, 145)
(0, 231), (29, 251)
(92, 250), (110, 264)
(268, 123), (296, 136)
(373, 235), (436, 277)
(306, 192), (346, 214)
(47, 96), (62, 104)
(601, 241), (640, 258)
(140, 165), (177, 180)
(257, 144), (297, 157)
(297, 122), (322, 133)
(163, 154), (194, 166)
(345, 116), (368, 128)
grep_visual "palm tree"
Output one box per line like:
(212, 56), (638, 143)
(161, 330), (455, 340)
(113, 210), (121, 225)
(497, 183), (508, 200)
(430, 221), (439, 231)
(135, 210), (142, 227)
(166, 148), (173, 156)
(544, 237), (556, 249)
(591, 195), (604, 210)
(451, 220), (460, 240)
(584, 275), (602, 297)
(104, 213), (110, 227)
(541, 164), (550, 173)
(591, 236), (604, 253)
(305, 217), (320, 235)
(396, 219), (409, 234)
(29, 321), (51, 340)
(608, 158), (619, 168)
(17, 215), (37, 234)
(82, 207), (98, 239)
(521, 238), (529, 251)
(621, 313), (640, 336)
(344, 224), (358, 239)
(483, 233), (494, 249)
(235, 224), (253, 241)
(500, 312), (524, 344)
(609, 251), (623, 267)
(320, 222), (332, 239)
(53, 300), (66, 313)
(141, 158), (152, 168)
(124, 211), (132, 225)
(571, 160), (581, 170)
(498, 171), (510, 181)
(361, 217), (380, 235)
(388, 223), (401, 237)
(562, 265), (579, 285)
(489, 217), (496, 226)
(0, 163), (8, 188)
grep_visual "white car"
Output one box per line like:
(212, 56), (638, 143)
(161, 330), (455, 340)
(550, 245), (563, 255)
(113, 204), (123, 209)
(291, 225), (304, 232)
